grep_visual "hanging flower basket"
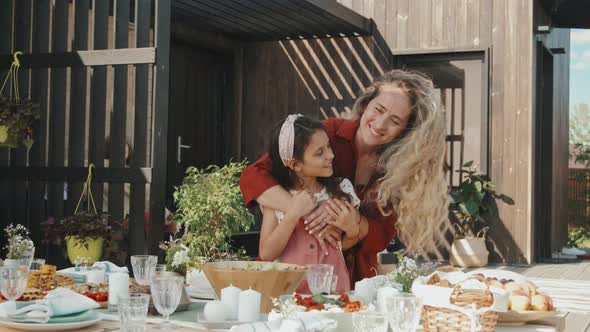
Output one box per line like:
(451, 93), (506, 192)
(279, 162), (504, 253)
(0, 52), (40, 148)
(0, 97), (39, 148)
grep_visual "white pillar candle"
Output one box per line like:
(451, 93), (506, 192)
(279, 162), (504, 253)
(237, 288), (261, 322)
(376, 286), (400, 313)
(86, 269), (105, 284)
(221, 284), (241, 320)
(203, 301), (230, 322)
(354, 278), (376, 304)
(108, 272), (129, 307)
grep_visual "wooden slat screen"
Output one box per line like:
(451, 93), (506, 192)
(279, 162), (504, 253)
(0, 0), (168, 266)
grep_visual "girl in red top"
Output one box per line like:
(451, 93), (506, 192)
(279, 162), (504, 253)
(259, 115), (360, 294)
(241, 70), (449, 286)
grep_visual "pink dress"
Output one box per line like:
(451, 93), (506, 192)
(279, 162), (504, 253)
(273, 179), (360, 294)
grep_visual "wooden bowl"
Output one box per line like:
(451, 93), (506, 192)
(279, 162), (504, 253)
(201, 261), (306, 313)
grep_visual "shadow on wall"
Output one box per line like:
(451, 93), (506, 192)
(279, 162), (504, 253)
(480, 194), (527, 264)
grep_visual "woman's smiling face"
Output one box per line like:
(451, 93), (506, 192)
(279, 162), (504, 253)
(358, 86), (412, 147)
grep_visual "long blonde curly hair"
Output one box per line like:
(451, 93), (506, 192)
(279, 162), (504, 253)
(352, 70), (450, 255)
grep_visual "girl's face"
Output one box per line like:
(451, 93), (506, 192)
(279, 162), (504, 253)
(291, 130), (334, 178)
(358, 86), (412, 147)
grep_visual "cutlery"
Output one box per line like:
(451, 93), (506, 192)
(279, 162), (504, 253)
(89, 328), (119, 332)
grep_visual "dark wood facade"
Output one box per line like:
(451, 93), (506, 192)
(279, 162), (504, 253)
(0, 0), (169, 262)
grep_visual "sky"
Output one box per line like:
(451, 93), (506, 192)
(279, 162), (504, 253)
(570, 29), (590, 108)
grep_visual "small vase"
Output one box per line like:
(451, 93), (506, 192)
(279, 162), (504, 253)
(66, 236), (104, 265)
(450, 237), (489, 268)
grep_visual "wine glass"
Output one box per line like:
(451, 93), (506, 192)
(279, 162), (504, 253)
(305, 264), (333, 294)
(385, 293), (423, 332)
(150, 275), (184, 330)
(131, 255), (158, 285)
(352, 312), (388, 332)
(0, 259), (30, 301)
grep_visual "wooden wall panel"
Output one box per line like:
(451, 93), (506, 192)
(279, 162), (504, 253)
(241, 35), (388, 160)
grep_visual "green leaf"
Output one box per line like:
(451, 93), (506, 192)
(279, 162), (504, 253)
(474, 181), (482, 192)
(463, 160), (474, 167)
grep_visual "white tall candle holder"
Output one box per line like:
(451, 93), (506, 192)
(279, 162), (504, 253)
(237, 288), (261, 322)
(108, 272), (129, 312)
(221, 284), (241, 320)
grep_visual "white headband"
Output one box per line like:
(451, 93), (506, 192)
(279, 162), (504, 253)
(278, 114), (303, 166)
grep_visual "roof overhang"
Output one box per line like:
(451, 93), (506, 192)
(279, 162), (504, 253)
(539, 0), (590, 29)
(171, 0), (374, 41)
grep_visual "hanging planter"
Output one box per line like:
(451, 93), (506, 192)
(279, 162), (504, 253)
(42, 164), (122, 266)
(0, 52), (40, 149)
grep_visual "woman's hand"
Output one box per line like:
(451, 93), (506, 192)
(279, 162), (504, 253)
(285, 191), (317, 220)
(303, 202), (330, 234)
(313, 224), (343, 255)
(324, 199), (360, 238)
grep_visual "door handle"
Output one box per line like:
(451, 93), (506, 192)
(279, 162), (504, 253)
(177, 136), (191, 163)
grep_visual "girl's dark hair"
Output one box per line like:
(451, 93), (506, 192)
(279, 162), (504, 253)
(268, 116), (351, 202)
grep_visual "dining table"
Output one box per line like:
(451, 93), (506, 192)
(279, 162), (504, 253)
(0, 298), (565, 332)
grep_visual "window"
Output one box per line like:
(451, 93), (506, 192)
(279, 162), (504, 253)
(395, 51), (489, 187)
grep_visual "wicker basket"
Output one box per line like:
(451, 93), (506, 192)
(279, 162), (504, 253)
(421, 275), (500, 332)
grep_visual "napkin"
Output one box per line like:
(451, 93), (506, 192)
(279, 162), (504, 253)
(0, 287), (100, 323)
(58, 260), (128, 282)
(92, 261), (128, 273)
(229, 315), (337, 332)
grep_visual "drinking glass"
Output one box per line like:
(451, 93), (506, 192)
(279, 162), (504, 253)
(352, 312), (388, 332)
(330, 275), (338, 294)
(131, 255), (158, 286)
(155, 264), (167, 276)
(150, 275), (184, 329)
(119, 293), (150, 332)
(305, 264), (333, 294)
(385, 293), (423, 332)
(0, 259), (30, 301)
(30, 258), (45, 271)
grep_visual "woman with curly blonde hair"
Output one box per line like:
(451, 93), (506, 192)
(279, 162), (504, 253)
(240, 69), (449, 285)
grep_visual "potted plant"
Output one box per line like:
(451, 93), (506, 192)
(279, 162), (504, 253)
(449, 161), (511, 267)
(0, 96), (39, 148)
(42, 164), (122, 266)
(2, 223), (35, 266)
(160, 160), (255, 285)
(0, 52), (40, 149)
(43, 212), (121, 266)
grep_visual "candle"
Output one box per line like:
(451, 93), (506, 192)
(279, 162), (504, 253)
(204, 301), (230, 322)
(237, 288), (261, 322)
(221, 284), (241, 320)
(354, 278), (376, 304)
(376, 286), (400, 313)
(86, 269), (105, 284)
(108, 272), (129, 310)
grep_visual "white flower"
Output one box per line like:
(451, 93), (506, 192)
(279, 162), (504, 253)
(172, 248), (190, 267)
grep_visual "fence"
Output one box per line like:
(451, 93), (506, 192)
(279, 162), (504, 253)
(0, 0), (171, 263)
(569, 168), (590, 226)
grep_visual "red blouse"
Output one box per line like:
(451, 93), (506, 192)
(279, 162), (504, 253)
(239, 118), (397, 286)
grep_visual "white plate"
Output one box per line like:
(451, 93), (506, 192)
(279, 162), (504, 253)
(0, 311), (101, 331)
(186, 286), (216, 300)
(197, 312), (268, 330)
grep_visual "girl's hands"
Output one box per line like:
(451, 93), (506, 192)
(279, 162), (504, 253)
(324, 199), (360, 238)
(286, 190), (317, 220)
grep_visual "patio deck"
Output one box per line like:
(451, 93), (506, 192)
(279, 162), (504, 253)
(471, 261), (590, 332)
